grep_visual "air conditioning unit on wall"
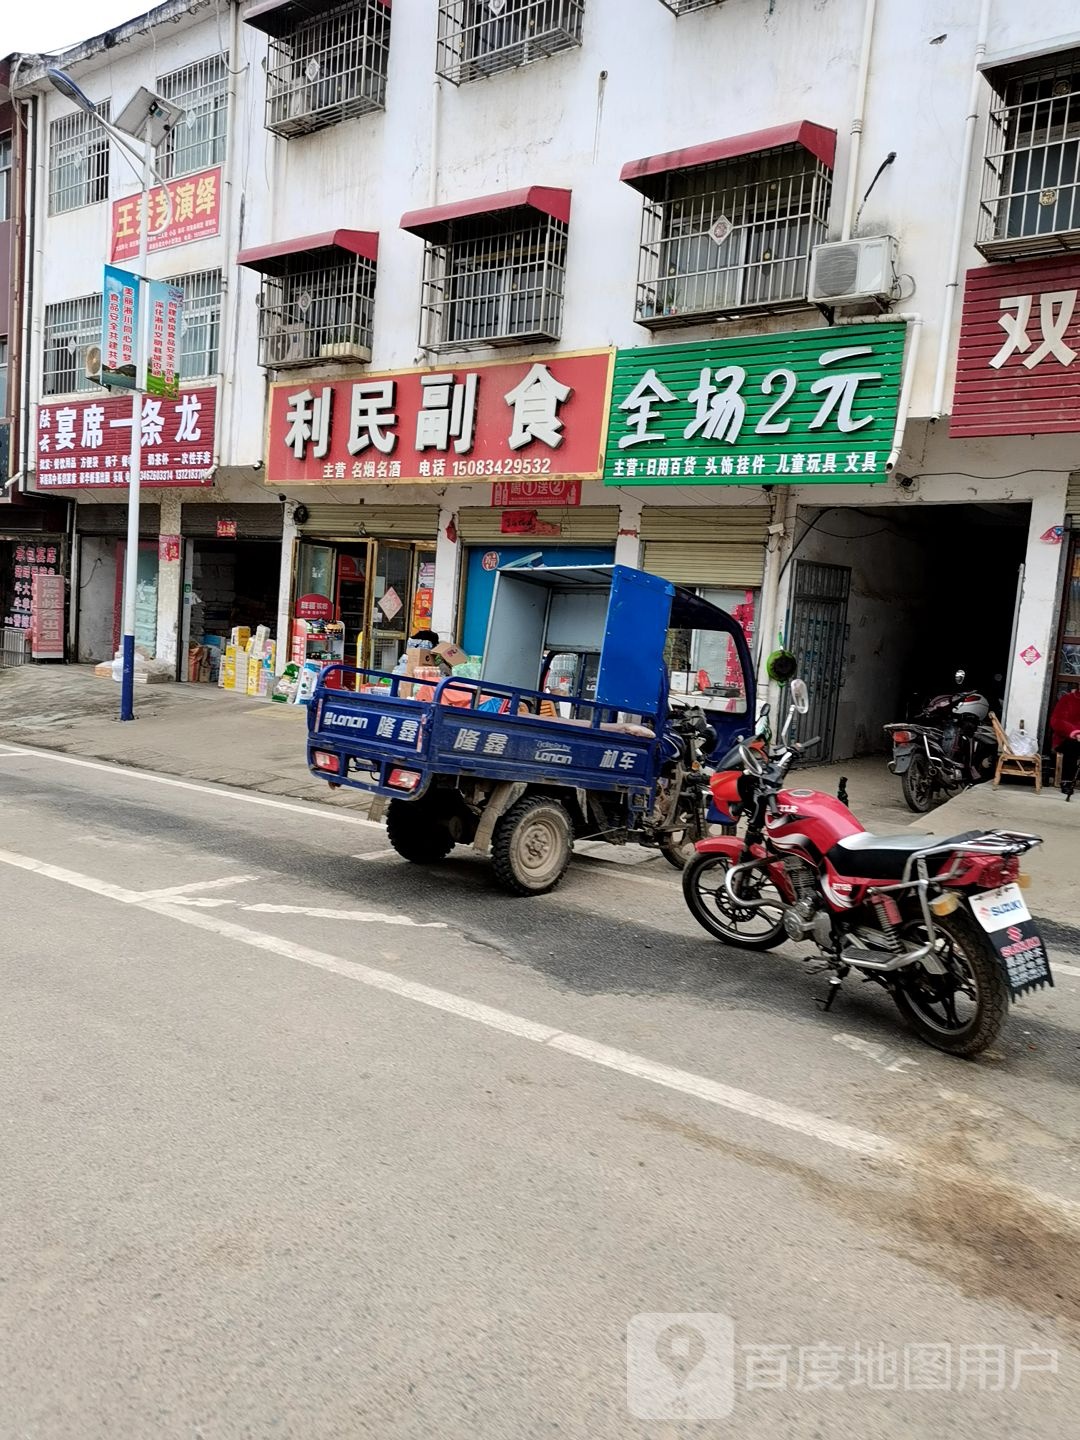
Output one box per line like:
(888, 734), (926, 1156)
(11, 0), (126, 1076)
(808, 235), (898, 306)
(266, 322), (310, 366)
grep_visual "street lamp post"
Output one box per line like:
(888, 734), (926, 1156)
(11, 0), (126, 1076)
(46, 70), (184, 720)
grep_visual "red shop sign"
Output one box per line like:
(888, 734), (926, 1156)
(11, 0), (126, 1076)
(217, 518), (238, 538)
(500, 509), (562, 537)
(35, 387), (217, 489)
(295, 593), (335, 621)
(951, 255), (1080, 437)
(490, 479), (581, 507)
(111, 166), (222, 263)
(265, 351), (614, 487)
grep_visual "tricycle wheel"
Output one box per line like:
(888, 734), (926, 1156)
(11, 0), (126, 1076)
(386, 797), (455, 865)
(659, 822), (736, 869)
(491, 795), (572, 896)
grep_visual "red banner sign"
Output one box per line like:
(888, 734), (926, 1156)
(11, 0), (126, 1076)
(6, 543), (61, 633)
(110, 166), (223, 263)
(217, 518), (238, 539)
(35, 387), (216, 489)
(951, 255), (1080, 436)
(500, 510), (562, 537)
(30, 572), (66, 660)
(491, 479), (581, 507)
(266, 351), (613, 486)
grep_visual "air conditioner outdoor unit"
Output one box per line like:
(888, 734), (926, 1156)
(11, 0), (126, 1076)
(319, 341), (372, 364)
(84, 343), (103, 384)
(266, 322), (310, 366)
(807, 235), (898, 306)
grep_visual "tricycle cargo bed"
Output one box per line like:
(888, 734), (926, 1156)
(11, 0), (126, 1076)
(308, 666), (659, 800)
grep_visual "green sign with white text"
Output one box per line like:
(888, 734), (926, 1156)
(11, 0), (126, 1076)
(603, 324), (907, 486)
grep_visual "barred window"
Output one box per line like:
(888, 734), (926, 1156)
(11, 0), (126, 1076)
(256, 253), (376, 368)
(655, 0), (723, 12)
(979, 53), (1080, 257)
(632, 145), (831, 327)
(164, 269), (222, 378)
(436, 0), (584, 85)
(43, 294), (102, 396)
(157, 56), (228, 180)
(420, 213), (566, 350)
(262, 0), (390, 138)
(48, 103), (110, 215)
(0, 134), (11, 222)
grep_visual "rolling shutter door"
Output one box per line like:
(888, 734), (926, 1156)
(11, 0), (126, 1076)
(640, 507), (769, 588)
(296, 505), (441, 538)
(76, 504), (161, 538)
(180, 504), (283, 539)
(1067, 471), (1080, 518)
(456, 506), (620, 543)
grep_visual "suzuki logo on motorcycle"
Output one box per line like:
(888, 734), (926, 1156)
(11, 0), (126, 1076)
(990, 899), (1024, 916)
(1007, 925), (1024, 943)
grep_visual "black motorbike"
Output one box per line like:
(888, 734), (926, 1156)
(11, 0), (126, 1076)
(884, 669), (998, 813)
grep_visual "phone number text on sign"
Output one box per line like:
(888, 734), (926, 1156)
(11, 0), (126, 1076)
(265, 351), (613, 486)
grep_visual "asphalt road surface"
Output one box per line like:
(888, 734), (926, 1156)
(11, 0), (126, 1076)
(2, 741), (1079, 1439)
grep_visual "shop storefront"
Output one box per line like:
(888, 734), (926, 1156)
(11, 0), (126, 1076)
(1051, 473), (1080, 713)
(180, 503), (282, 678)
(0, 498), (70, 661)
(74, 503), (161, 662)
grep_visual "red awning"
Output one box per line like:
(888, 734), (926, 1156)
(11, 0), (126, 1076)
(246, 0), (390, 38)
(237, 230), (379, 275)
(400, 186), (572, 241)
(620, 121), (837, 192)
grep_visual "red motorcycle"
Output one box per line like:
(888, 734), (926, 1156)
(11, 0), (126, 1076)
(683, 683), (1051, 1056)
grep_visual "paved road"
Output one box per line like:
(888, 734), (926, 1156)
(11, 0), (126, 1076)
(1, 742), (1078, 1438)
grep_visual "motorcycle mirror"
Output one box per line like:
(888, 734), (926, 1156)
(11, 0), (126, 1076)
(790, 678), (810, 715)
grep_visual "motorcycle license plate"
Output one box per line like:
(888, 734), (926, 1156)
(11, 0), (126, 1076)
(969, 884), (1053, 997)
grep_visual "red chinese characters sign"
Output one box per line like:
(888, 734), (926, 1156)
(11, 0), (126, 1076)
(491, 479), (581, 506)
(265, 351), (614, 486)
(110, 166), (223, 263)
(36, 387), (217, 489)
(5, 542), (61, 632)
(951, 255), (1080, 436)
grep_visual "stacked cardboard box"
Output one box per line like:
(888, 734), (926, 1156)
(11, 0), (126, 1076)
(221, 625), (275, 697)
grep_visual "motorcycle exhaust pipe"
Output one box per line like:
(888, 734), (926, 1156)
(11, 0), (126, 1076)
(721, 859), (780, 913)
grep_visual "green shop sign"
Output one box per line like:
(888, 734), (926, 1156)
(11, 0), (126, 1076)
(603, 323), (906, 486)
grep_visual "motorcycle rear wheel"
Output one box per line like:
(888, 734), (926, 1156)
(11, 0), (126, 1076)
(891, 909), (1009, 1057)
(901, 753), (938, 813)
(682, 853), (787, 949)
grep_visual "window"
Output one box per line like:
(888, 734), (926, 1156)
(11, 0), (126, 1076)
(255, 253), (376, 367)
(979, 53), (1080, 257)
(631, 144), (831, 327)
(48, 103), (110, 215)
(164, 269), (222, 378)
(157, 56), (228, 179)
(419, 213), (567, 350)
(0, 337), (8, 416)
(436, 0), (584, 85)
(43, 294), (102, 396)
(260, 0), (390, 138)
(0, 134), (11, 222)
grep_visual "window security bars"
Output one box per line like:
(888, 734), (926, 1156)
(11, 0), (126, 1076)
(978, 57), (1080, 256)
(419, 214), (567, 351)
(655, 0), (724, 13)
(43, 294), (102, 396)
(436, 0), (584, 86)
(633, 145), (831, 327)
(164, 269), (223, 378)
(256, 254), (376, 367)
(48, 103), (110, 215)
(157, 55), (228, 179)
(265, 0), (390, 137)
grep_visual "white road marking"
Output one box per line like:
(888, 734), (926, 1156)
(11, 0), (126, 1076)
(352, 849), (401, 862)
(1053, 962), (1080, 978)
(243, 902), (447, 929)
(834, 1033), (919, 1074)
(0, 742), (382, 827)
(137, 874), (257, 900)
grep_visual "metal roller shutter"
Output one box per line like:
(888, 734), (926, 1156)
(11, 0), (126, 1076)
(640, 506), (769, 587)
(456, 506), (620, 543)
(181, 503), (283, 539)
(76, 504), (161, 538)
(1067, 471), (1080, 517)
(296, 505), (441, 538)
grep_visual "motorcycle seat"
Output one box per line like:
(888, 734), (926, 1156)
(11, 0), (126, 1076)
(826, 830), (983, 880)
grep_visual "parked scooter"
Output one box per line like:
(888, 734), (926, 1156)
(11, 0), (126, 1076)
(683, 680), (1050, 1057)
(884, 669), (998, 813)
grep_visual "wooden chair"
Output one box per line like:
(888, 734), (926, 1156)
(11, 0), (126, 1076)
(990, 713), (1042, 792)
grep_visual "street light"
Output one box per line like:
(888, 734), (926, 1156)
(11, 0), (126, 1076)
(46, 67), (185, 720)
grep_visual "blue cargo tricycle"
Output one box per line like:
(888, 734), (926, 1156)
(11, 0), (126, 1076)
(306, 564), (756, 894)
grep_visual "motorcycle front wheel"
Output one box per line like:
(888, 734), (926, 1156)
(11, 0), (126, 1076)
(901, 753), (938, 813)
(682, 853), (787, 949)
(891, 909), (1009, 1057)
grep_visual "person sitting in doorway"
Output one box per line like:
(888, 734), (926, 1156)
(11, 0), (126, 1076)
(392, 628), (440, 677)
(1049, 685), (1080, 800)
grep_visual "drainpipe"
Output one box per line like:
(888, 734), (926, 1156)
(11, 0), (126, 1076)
(930, 0), (992, 417)
(844, 312), (924, 471)
(840, 0), (879, 240)
(429, 75), (442, 207)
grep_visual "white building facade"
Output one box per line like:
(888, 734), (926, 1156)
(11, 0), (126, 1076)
(11, 0), (1080, 753)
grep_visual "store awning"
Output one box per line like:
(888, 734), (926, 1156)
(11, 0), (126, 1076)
(245, 0), (390, 39)
(400, 186), (572, 242)
(237, 230), (379, 276)
(620, 121), (837, 194)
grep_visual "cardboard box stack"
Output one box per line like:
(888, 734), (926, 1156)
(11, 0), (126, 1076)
(220, 625), (276, 697)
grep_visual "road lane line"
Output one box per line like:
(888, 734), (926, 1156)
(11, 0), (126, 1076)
(0, 847), (141, 904)
(243, 903), (447, 928)
(1053, 962), (1080, 978)
(137, 874), (258, 900)
(0, 742), (383, 827)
